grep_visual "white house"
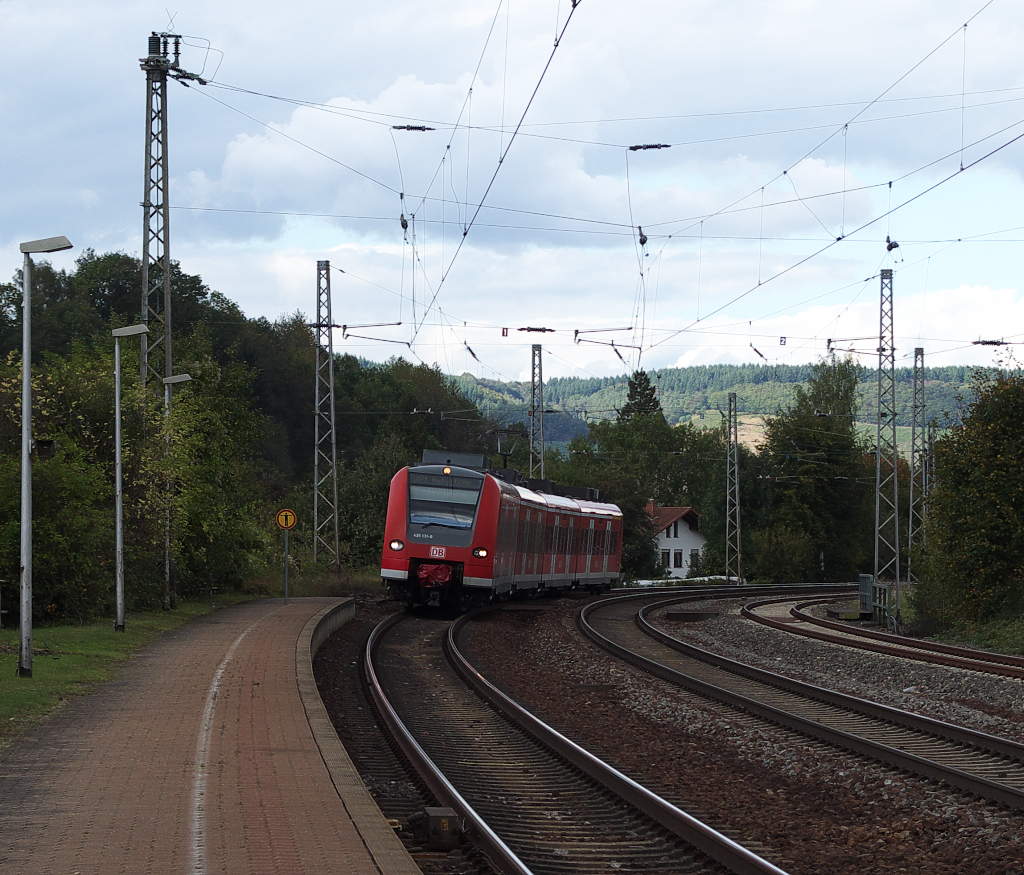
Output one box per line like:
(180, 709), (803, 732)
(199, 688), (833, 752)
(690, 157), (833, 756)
(648, 502), (705, 578)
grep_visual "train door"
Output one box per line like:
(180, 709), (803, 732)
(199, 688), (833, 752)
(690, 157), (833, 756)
(569, 514), (578, 584)
(558, 514), (570, 581)
(589, 520), (601, 576)
(608, 514), (622, 576)
(547, 515), (558, 578)
(527, 508), (537, 578)
(517, 508), (529, 579)
(495, 491), (517, 591)
(589, 520), (598, 581)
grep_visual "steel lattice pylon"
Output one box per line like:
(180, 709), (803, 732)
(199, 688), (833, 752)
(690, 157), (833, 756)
(874, 269), (901, 605)
(529, 344), (545, 479)
(140, 33), (175, 388)
(907, 347), (926, 583)
(926, 421), (937, 503)
(725, 392), (742, 583)
(313, 261), (340, 569)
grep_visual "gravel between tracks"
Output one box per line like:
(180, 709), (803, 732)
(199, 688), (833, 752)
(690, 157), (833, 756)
(466, 596), (1024, 875)
(688, 600), (1024, 742)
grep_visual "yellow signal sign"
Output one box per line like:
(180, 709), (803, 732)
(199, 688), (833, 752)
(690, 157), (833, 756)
(276, 509), (297, 530)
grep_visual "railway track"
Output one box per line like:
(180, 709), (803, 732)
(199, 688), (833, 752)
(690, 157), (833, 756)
(312, 601), (498, 874)
(365, 608), (790, 875)
(743, 596), (1024, 679)
(580, 593), (1024, 811)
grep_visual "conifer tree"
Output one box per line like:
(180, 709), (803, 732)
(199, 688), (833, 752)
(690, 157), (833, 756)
(618, 370), (663, 422)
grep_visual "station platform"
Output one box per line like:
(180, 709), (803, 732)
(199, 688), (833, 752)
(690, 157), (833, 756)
(0, 597), (421, 875)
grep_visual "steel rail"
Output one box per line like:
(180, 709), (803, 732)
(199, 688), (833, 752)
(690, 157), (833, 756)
(577, 595), (1024, 810)
(746, 596), (1024, 676)
(616, 583), (855, 600)
(364, 610), (532, 875)
(446, 611), (791, 875)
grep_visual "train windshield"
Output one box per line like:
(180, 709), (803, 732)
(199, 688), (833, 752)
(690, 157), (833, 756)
(408, 472), (483, 529)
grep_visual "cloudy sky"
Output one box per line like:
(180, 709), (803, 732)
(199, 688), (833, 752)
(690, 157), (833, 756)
(3, 0), (1024, 383)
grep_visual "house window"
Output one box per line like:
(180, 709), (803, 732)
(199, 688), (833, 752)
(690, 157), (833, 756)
(673, 521), (679, 538)
(673, 550), (683, 568)
(661, 550), (670, 568)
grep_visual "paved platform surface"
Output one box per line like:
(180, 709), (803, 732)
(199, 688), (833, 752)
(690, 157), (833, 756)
(0, 598), (421, 875)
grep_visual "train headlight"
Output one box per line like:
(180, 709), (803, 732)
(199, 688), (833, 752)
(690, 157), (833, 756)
(472, 547), (489, 558)
(389, 539), (405, 552)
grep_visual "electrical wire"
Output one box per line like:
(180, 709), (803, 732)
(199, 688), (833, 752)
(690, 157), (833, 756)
(187, 86), (399, 194)
(412, 1), (584, 344)
(645, 121), (1024, 356)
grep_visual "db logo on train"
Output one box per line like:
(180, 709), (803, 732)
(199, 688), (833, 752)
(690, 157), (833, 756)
(429, 546), (446, 558)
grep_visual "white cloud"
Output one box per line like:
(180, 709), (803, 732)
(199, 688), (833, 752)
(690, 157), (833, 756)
(3, 0), (1024, 380)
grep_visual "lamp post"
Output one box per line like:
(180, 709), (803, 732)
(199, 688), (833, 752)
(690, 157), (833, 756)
(18, 236), (73, 678)
(112, 324), (149, 632)
(162, 373), (191, 608)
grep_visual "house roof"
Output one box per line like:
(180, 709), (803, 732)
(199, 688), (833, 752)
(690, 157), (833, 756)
(646, 502), (699, 531)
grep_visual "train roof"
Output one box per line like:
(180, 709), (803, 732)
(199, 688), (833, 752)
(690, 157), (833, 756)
(405, 463), (621, 517)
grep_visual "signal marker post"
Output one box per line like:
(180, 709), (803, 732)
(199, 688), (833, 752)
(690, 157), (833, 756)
(276, 509), (297, 603)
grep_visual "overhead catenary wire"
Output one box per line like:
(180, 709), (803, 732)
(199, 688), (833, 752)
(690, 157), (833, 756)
(167, 108), (1024, 247)
(187, 86), (399, 195)
(645, 122), (1024, 356)
(411, 0), (585, 344)
(167, 1), (1019, 377)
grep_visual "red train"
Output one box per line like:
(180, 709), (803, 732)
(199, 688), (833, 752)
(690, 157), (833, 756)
(380, 461), (623, 610)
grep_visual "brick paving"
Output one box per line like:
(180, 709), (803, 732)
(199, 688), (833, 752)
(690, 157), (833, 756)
(0, 598), (420, 875)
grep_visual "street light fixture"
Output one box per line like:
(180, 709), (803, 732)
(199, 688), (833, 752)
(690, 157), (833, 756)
(112, 324), (149, 632)
(18, 236), (73, 678)
(162, 373), (191, 608)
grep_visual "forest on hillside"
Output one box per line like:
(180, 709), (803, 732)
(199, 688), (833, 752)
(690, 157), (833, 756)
(456, 361), (973, 434)
(0, 251), (487, 622)
(2, 249), (1015, 635)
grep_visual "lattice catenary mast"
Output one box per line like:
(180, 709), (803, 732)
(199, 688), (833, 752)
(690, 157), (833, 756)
(874, 269), (900, 611)
(139, 33), (204, 389)
(529, 344), (545, 479)
(725, 392), (742, 583)
(313, 261), (340, 569)
(907, 347), (926, 584)
(140, 33), (205, 605)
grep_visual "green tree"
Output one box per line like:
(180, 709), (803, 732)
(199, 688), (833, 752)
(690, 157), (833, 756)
(913, 367), (1024, 626)
(754, 355), (871, 582)
(618, 370), (662, 422)
(0, 345), (115, 621)
(552, 379), (674, 577)
(164, 333), (274, 598)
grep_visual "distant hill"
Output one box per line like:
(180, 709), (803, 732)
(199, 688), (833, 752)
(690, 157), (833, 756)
(455, 363), (978, 438)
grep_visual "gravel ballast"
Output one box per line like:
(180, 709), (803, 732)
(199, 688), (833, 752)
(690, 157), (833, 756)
(466, 596), (1024, 875)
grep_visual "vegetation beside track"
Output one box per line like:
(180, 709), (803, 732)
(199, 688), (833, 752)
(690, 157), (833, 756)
(931, 615), (1024, 657)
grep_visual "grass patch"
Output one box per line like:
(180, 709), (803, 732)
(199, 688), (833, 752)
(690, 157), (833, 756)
(933, 615), (1024, 656)
(0, 592), (255, 752)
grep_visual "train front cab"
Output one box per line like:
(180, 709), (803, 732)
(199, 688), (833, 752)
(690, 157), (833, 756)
(381, 464), (500, 609)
